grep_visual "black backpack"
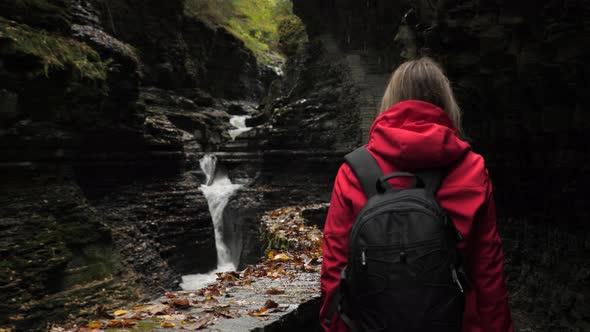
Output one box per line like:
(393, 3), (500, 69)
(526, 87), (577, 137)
(325, 147), (468, 332)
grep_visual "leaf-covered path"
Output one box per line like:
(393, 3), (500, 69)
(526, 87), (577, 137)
(52, 205), (326, 332)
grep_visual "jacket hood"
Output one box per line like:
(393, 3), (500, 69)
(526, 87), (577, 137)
(367, 100), (471, 169)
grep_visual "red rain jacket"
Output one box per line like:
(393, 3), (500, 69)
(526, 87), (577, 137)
(320, 100), (513, 332)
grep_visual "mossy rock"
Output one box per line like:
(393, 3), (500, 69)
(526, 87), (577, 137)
(277, 15), (307, 56)
(184, 0), (300, 64)
(0, 181), (130, 330)
(0, 17), (108, 82)
(0, 0), (72, 32)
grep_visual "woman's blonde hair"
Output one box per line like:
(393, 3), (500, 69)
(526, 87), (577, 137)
(379, 57), (463, 135)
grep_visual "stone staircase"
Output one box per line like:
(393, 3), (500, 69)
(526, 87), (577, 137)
(318, 34), (391, 143)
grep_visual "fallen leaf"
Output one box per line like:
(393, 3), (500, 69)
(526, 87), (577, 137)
(123, 320), (137, 327)
(140, 303), (169, 315)
(264, 288), (285, 295)
(264, 300), (279, 309)
(182, 317), (212, 330)
(106, 320), (127, 328)
(86, 321), (103, 329)
(204, 304), (230, 312)
(165, 292), (177, 298)
(248, 308), (269, 317)
(160, 321), (176, 328)
(242, 266), (253, 278)
(170, 298), (191, 309)
(113, 309), (128, 316)
(218, 310), (240, 319)
(96, 305), (114, 319)
(267, 250), (279, 259)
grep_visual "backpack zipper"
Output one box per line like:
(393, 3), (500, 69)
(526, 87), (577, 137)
(349, 195), (446, 273)
(359, 238), (441, 267)
(361, 250), (367, 267)
(452, 267), (464, 293)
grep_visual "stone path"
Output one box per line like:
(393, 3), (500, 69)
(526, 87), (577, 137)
(67, 205), (325, 332)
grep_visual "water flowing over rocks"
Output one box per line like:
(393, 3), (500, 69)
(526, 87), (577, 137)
(180, 155), (242, 291)
(65, 204), (323, 332)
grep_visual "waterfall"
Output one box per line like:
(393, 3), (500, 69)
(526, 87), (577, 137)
(199, 154), (217, 186)
(228, 115), (252, 141)
(180, 154), (242, 290)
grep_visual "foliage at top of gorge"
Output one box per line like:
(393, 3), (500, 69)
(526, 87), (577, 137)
(184, 0), (307, 64)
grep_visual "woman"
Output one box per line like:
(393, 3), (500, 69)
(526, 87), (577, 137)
(320, 57), (514, 331)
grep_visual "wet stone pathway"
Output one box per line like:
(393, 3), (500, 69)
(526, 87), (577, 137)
(67, 205), (326, 332)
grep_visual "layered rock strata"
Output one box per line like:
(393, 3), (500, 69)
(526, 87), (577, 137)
(0, 0), (273, 329)
(292, 0), (590, 329)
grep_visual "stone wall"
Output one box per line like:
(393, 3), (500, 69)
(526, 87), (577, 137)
(0, 0), (269, 329)
(293, 0), (590, 223)
(291, 0), (590, 329)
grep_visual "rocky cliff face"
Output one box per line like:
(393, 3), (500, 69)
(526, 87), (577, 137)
(97, 0), (274, 99)
(0, 0), (274, 329)
(293, 0), (590, 222)
(292, 0), (590, 329)
(218, 37), (361, 269)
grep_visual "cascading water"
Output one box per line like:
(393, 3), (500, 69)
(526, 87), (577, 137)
(180, 154), (242, 290)
(228, 115), (252, 141)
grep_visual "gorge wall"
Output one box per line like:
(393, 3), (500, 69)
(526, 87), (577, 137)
(0, 0), (275, 329)
(292, 0), (590, 330)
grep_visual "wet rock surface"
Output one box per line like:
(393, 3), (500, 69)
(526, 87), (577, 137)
(292, 1), (590, 330)
(60, 205), (323, 332)
(0, 0), (271, 329)
(293, 0), (590, 222)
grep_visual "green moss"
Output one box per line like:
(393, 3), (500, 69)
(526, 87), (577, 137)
(277, 15), (307, 55)
(184, 0), (306, 64)
(0, 18), (108, 81)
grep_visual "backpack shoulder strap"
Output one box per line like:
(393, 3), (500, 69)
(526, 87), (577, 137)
(416, 169), (444, 196)
(344, 147), (390, 198)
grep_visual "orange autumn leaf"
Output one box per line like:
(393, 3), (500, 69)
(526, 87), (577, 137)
(248, 308), (269, 317)
(170, 298), (191, 309)
(264, 299), (279, 309)
(267, 250), (278, 259)
(105, 319), (136, 328)
(86, 321), (103, 329)
(113, 309), (128, 316)
(264, 288), (285, 295)
(160, 321), (176, 328)
(122, 320), (137, 328)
